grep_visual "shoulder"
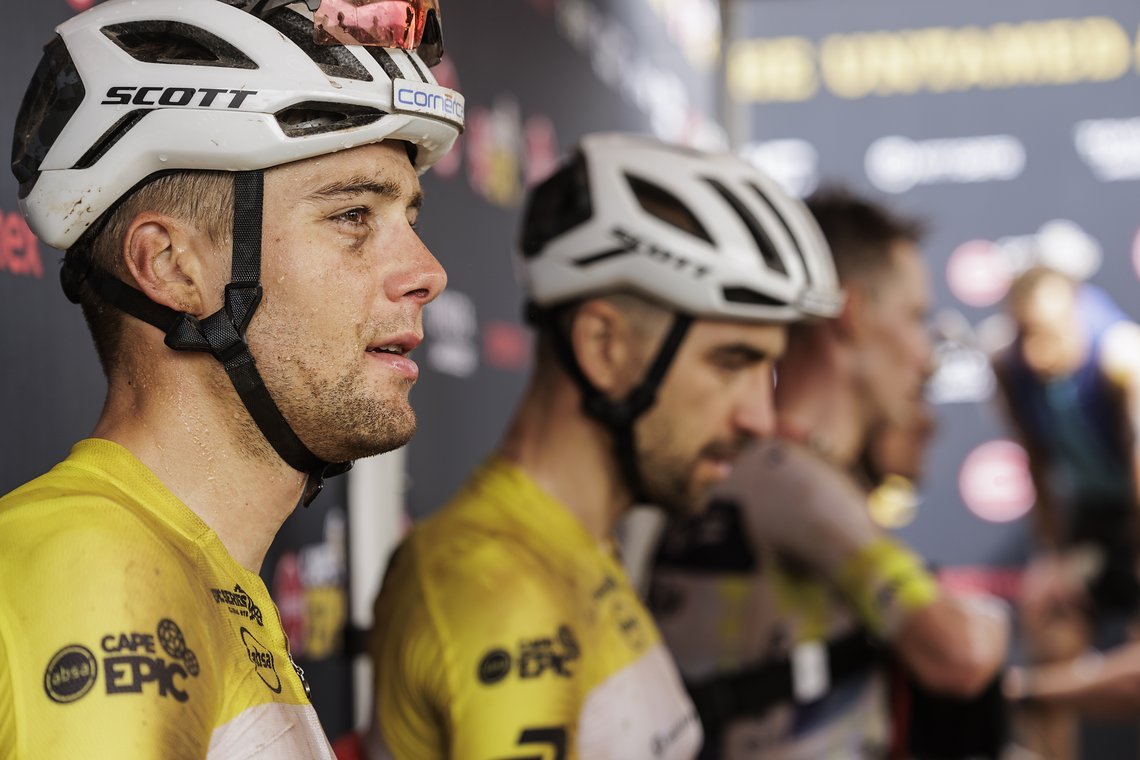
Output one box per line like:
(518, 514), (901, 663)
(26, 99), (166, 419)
(1098, 320), (1140, 388)
(0, 484), (210, 695)
(381, 516), (579, 642)
(714, 439), (879, 568)
(722, 439), (865, 513)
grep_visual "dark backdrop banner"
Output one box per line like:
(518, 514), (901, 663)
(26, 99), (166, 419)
(0, 0), (720, 737)
(406, 0), (723, 521)
(730, 0), (1140, 584)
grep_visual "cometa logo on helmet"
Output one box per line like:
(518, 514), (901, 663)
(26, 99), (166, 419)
(101, 86), (259, 109)
(393, 79), (465, 129)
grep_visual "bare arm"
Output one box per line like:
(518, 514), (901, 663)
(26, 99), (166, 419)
(1006, 643), (1140, 717)
(726, 441), (1008, 698)
(894, 594), (1010, 697)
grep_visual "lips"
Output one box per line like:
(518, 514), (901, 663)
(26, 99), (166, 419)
(365, 332), (422, 381)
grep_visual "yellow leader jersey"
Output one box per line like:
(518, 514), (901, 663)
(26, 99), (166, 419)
(370, 457), (702, 760)
(0, 439), (335, 760)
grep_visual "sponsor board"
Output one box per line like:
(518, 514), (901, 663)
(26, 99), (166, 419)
(1074, 116), (1140, 181)
(730, 16), (1137, 103)
(272, 509), (348, 662)
(425, 290), (479, 378)
(865, 135), (1025, 194)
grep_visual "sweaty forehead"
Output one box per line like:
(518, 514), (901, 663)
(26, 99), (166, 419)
(267, 141), (420, 202)
(692, 319), (788, 355)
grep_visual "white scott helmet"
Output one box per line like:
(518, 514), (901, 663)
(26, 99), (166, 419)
(519, 133), (842, 323)
(13, 0), (464, 251)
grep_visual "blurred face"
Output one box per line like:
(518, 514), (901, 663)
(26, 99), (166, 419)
(1013, 278), (1082, 379)
(635, 320), (787, 517)
(247, 141), (445, 463)
(854, 242), (933, 429)
(866, 400), (936, 484)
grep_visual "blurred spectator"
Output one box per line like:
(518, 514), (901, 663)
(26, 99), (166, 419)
(649, 190), (1009, 759)
(992, 267), (1140, 758)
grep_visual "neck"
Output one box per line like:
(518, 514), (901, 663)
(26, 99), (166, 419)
(497, 371), (630, 543)
(775, 332), (869, 467)
(94, 355), (306, 573)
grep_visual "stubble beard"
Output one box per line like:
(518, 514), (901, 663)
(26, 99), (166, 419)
(286, 359), (418, 463)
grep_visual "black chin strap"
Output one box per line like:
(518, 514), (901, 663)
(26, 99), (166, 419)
(527, 302), (693, 503)
(62, 171), (351, 506)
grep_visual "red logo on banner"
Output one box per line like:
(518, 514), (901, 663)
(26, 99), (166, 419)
(67, 0), (97, 10)
(1132, 227), (1140, 282)
(273, 553), (306, 651)
(946, 239), (1012, 308)
(958, 440), (1035, 523)
(1, 212), (43, 279)
(429, 57), (462, 180)
(483, 321), (531, 372)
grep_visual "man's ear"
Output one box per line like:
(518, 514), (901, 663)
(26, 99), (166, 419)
(121, 213), (216, 317)
(833, 284), (867, 343)
(569, 299), (640, 396)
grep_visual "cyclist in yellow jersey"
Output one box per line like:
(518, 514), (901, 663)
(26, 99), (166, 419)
(1, 0), (462, 756)
(649, 190), (1011, 759)
(368, 134), (845, 759)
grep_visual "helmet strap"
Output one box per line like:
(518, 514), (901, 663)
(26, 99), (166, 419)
(528, 302), (693, 504)
(61, 170), (351, 506)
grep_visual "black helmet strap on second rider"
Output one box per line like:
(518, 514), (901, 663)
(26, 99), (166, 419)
(527, 302), (693, 504)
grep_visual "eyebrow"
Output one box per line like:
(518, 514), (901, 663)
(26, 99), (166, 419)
(306, 175), (424, 211)
(710, 344), (774, 363)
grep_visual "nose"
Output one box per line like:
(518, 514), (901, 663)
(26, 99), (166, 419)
(734, 369), (777, 440)
(385, 225), (447, 305)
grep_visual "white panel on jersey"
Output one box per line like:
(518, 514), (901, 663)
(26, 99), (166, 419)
(577, 644), (703, 760)
(208, 703), (336, 760)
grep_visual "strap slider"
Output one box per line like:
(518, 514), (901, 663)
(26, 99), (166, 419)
(791, 640), (830, 703)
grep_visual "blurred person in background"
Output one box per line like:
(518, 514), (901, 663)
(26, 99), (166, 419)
(993, 267), (1140, 758)
(367, 133), (844, 759)
(649, 190), (1009, 759)
(0, 0), (460, 756)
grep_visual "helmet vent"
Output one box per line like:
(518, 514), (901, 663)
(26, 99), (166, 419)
(263, 9), (373, 82)
(626, 174), (712, 244)
(275, 101), (386, 137)
(12, 36), (86, 198)
(723, 287), (785, 307)
(704, 178), (787, 276)
(365, 47), (414, 82)
(520, 156), (593, 258)
(73, 110), (151, 171)
(101, 22), (258, 69)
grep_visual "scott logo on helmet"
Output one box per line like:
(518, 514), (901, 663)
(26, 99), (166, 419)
(574, 228), (711, 279)
(101, 87), (259, 109)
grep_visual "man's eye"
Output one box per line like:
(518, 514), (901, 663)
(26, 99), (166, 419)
(335, 208), (369, 226)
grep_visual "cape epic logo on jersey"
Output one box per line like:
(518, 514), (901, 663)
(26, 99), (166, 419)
(477, 624), (580, 686)
(43, 618), (200, 705)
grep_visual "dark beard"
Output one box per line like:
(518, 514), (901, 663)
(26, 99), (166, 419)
(636, 433), (753, 517)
